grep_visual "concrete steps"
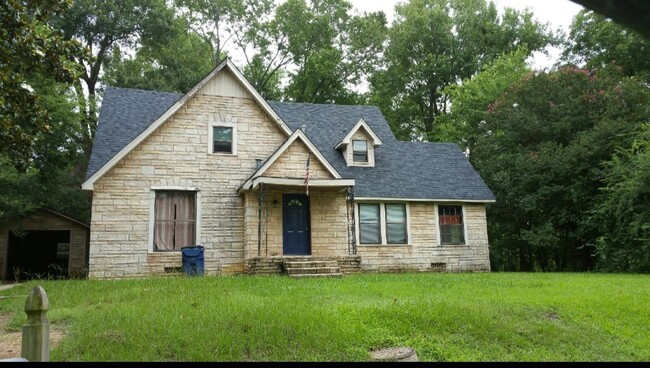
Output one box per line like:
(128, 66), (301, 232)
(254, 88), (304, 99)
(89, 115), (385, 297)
(283, 258), (342, 278)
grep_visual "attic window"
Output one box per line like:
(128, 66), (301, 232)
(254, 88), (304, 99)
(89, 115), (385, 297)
(352, 140), (368, 163)
(209, 122), (237, 155)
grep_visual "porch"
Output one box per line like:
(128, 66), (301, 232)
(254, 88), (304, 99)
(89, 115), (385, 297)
(239, 178), (357, 264)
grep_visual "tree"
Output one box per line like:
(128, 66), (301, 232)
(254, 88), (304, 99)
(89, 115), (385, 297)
(563, 10), (650, 80)
(274, 0), (388, 104)
(102, 18), (214, 93)
(54, 0), (177, 157)
(591, 124), (650, 273)
(437, 46), (531, 153)
(472, 65), (650, 271)
(1, 0), (82, 170)
(369, 0), (557, 141)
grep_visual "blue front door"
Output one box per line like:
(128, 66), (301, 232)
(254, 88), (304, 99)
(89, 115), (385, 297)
(283, 194), (311, 255)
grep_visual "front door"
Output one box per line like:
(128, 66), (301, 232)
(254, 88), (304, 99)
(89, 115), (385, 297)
(283, 193), (311, 255)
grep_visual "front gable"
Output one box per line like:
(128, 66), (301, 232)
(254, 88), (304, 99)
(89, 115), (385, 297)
(82, 58), (292, 191)
(264, 137), (335, 180)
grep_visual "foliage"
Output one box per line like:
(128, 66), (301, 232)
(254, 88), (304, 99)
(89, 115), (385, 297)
(102, 18), (214, 93)
(369, 0), (557, 141)
(563, 10), (650, 80)
(592, 124), (650, 273)
(438, 46), (531, 152)
(1, 273), (649, 361)
(472, 65), (650, 272)
(275, 0), (388, 104)
(54, 0), (178, 155)
(0, 0), (83, 169)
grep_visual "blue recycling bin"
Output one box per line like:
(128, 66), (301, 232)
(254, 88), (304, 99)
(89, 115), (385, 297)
(181, 245), (204, 276)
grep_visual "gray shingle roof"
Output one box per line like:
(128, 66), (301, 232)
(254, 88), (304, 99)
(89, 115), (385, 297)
(85, 87), (182, 179)
(267, 101), (495, 201)
(87, 87), (494, 201)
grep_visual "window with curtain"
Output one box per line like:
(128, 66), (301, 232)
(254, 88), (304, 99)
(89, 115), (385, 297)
(359, 203), (381, 244)
(386, 204), (407, 244)
(438, 205), (465, 245)
(154, 191), (196, 251)
(352, 139), (368, 162)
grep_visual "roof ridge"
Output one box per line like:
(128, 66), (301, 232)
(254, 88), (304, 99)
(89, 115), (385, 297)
(104, 85), (183, 96)
(267, 100), (379, 109)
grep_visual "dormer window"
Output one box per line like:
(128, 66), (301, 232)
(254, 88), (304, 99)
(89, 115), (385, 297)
(335, 118), (382, 168)
(352, 140), (368, 163)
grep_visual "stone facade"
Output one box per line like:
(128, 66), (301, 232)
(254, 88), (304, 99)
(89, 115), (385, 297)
(356, 203), (490, 273)
(86, 67), (491, 279)
(0, 210), (89, 280)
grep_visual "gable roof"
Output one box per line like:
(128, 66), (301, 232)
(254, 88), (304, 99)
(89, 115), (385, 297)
(267, 101), (495, 202)
(85, 81), (495, 202)
(240, 129), (342, 190)
(82, 58), (292, 190)
(334, 118), (383, 149)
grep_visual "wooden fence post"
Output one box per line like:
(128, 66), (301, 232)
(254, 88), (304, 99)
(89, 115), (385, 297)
(21, 286), (50, 362)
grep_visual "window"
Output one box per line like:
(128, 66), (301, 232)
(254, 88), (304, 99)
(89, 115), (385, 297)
(213, 126), (232, 153)
(352, 140), (368, 162)
(438, 205), (465, 245)
(359, 204), (381, 244)
(209, 123), (236, 154)
(358, 203), (409, 245)
(154, 191), (196, 251)
(386, 204), (407, 244)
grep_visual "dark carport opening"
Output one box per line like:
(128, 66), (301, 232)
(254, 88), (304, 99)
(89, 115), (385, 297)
(6, 230), (70, 281)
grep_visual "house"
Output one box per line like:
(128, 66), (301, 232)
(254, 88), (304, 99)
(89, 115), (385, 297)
(0, 209), (89, 281)
(81, 58), (495, 279)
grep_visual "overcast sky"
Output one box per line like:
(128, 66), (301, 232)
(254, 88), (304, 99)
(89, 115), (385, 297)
(349, 0), (586, 70)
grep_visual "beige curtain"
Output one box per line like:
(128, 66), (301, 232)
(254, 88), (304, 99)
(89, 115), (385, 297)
(154, 191), (195, 250)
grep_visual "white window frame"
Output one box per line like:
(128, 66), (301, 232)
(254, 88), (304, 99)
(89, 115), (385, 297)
(355, 202), (411, 246)
(352, 139), (369, 163)
(208, 122), (237, 155)
(434, 204), (468, 246)
(148, 187), (202, 253)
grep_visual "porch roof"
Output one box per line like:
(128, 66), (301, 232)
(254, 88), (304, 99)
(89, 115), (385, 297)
(237, 176), (355, 194)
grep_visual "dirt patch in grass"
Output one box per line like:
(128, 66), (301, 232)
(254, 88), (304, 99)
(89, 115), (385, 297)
(0, 313), (65, 360)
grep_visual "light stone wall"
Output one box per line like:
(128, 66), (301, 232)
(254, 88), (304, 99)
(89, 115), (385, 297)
(88, 93), (288, 279)
(356, 203), (490, 272)
(0, 211), (88, 279)
(243, 189), (349, 260)
(265, 139), (333, 179)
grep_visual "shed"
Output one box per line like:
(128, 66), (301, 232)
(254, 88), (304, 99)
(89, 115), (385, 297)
(0, 209), (89, 281)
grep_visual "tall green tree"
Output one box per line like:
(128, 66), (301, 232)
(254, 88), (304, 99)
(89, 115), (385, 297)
(591, 124), (650, 273)
(174, 0), (274, 66)
(102, 18), (213, 93)
(472, 66), (650, 272)
(263, 0), (387, 104)
(563, 10), (650, 80)
(54, 0), (177, 157)
(370, 0), (557, 141)
(437, 46), (531, 153)
(1, 0), (82, 169)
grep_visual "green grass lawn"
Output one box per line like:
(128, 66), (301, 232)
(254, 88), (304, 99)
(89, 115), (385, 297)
(1, 272), (648, 362)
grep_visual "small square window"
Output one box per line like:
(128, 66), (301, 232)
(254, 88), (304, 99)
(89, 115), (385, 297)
(352, 140), (368, 162)
(213, 126), (233, 154)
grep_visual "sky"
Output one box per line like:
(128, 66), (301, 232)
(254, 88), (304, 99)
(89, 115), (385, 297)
(349, 0), (586, 70)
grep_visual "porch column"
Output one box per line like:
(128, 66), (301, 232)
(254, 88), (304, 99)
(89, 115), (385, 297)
(346, 185), (356, 255)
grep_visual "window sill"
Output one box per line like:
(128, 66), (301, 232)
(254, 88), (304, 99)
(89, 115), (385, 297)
(210, 152), (237, 156)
